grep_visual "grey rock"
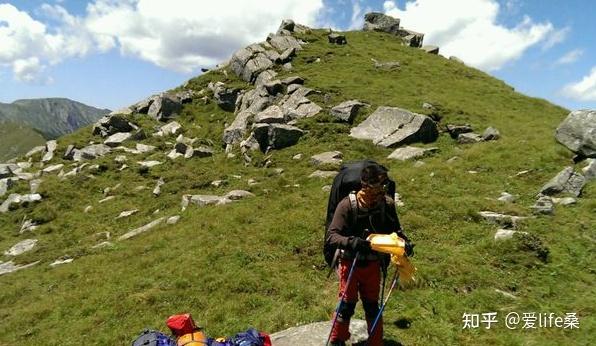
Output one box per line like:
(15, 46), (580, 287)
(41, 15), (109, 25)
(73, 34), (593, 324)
(446, 125), (473, 139)
(167, 215), (181, 225)
(421, 45), (439, 54)
(115, 209), (139, 219)
(0, 165), (13, 179)
(282, 62), (293, 71)
(372, 58), (400, 70)
(0, 178), (14, 197)
(267, 34), (302, 52)
(73, 144), (111, 161)
(136, 143), (156, 154)
(167, 149), (183, 160)
(457, 133), (484, 144)
(388, 146), (438, 161)
(264, 79), (284, 95)
(26, 146), (46, 158)
(582, 158), (595, 180)
(281, 76), (304, 85)
(0, 193), (42, 213)
(186, 146), (214, 158)
(277, 19), (295, 33)
(4, 239), (37, 256)
(280, 87), (321, 119)
(99, 196), (115, 204)
(42, 164), (64, 174)
(147, 93), (184, 121)
(532, 196), (554, 215)
(422, 102), (434, 110)
(254, 105), (286, 124)
(224, 190), (255, 200)
(160, 121), (182, 136)
(277, 48), (296, 63)
(270, 320), (368, 346)
(269, 124), (304, 149)
(50, 257), (74, 267)
(132, 94), (160, 114)
(497, 192), (516, 203)
(328, 33), (347, 44)
(350, 106), (439, 147)
(223, 110), (255, 146)
(311, 151), (343, 170)
(309, 170), (338, 179)
(119, 217), (165, 240)
(41, 140), (57, 163)
(208, 81), (239, 111)
(555, 110), (596, 157)
(494, 229), (527, 241)
(539, 166), (585, 197)
(331, 100), (367, 122)
(482, 127), (501, 141)
(363, 12), (401, 35)
(479, 211), (527, 229)
(138, 161), (162, 169)
(181, 194), (229, 210)
(397, 28), (425, 47)
(27, 179), (40, 194)
(175, 142), (189, 155)
(0, 260), (40, 276)
(153, 178), (164, 196)
(115, 155), (127, 163)
(255, 70), (278, 88)
(20, 219), (39, 234)
(551, 197), (577, 206)
(104, 132), (132, 147)
(242, 53), (274, 83)
(93, 115), (134, 137)
(63, 145), (76, 160)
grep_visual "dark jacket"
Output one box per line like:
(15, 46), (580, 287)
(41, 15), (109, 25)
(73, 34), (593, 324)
(327, 195), (404, 254)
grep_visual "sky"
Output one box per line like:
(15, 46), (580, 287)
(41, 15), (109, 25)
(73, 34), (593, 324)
(1, 0), (595, 112)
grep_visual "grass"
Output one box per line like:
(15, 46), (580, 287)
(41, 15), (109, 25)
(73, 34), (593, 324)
(0, 29), (594, 345)
(0, 122), (46, 162)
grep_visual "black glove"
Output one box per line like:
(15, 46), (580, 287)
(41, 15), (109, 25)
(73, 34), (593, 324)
(405, 241), (415, 257)
(348, 237), (371, 254)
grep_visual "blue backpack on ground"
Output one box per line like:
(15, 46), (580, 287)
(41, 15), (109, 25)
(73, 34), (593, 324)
(132, 329), (177, 346)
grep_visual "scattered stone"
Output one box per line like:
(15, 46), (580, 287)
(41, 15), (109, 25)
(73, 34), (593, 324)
(514, 170), (531, 177)
(84, 205), (93, 213)
(446, 124), (473, 139)
(494, 229), (527, 241)
(539, 166), (585, 197)
(555, 109), (596, 157)
(532, 195), (554, 215)
(147, 94), (184, 121)
(115, 155), (127, 163)
(494, 289), (518, 299)
(247, 179), (259, 186)
(118, 164), (128, 171)
(497, 192), (516, 203)
(4, 239), (38, 256)
(311, 151), (343, 170)
(224, 190), (255, 200)
(92, 241), (114, 249)
(551, 197), (577, 206)
(208, 82), (240, 111)
(181, 195), (229, 211)
(270, 320), (368, 346)
(255, 105), (286, 124)
(292, 153), (303, 160)
(264, 79), (284, 95)
(0, 193), (42, 213)
(322, 185), (332, 192)
(93, 115), (135, 137)
(167, 149), (183, 160)
(0, 178), (13, 197)
(421, 45), (439, 54)
(394, 192), (405, 207)
(104, 132), (132, 147)
(50, 257), (74, 267)
(330, 100), (367, 122)
(153, 178), (165, 196)
(211, 180), (226, 187)
(479, 211), (527, 229)
(136, 143), (156, 154)
(42, 164), (64, 174)
(457, 132), (484, 144)
(26, 146), (46, 158)
(119, 217), (166, 240)
(73, 144), (111, 161)
(138, 161), (162, 169)
(20, 219), (38, 234)
(159, 121), (182, 136)
(186, 146), (214, 159)
(116, 209), (139, 219)
(309, 170), (337, 179)
(582, 158), (595, 180)
(0, 260), (40, 276)
(274, 168), (284, 175)
(363, 12), (401, 35)
(350, 106), (439, 147)
(371, 58), (400, 70)
(482, 127), (501, 141)
(167, 215), (181, 225)
(387, 146), (438, 161)
(422, 102), (434, 110)
(328, 33), (347, 44)
(99, 196), (115, 204)
(41, 140), (57, 163)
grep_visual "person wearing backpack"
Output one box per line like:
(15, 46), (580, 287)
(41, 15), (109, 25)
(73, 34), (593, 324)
(326, 162), (413, 346)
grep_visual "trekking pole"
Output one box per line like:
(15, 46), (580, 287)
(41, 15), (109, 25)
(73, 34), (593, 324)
(379, 262), (387, 306)
(366, 266), (399, 346)
(326, 252), (359, 346)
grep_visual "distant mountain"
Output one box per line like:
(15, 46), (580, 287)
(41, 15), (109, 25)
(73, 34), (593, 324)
(0, 98), (110, 139)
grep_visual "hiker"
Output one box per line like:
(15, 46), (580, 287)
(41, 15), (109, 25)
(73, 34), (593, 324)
(326, 163), (412, 346)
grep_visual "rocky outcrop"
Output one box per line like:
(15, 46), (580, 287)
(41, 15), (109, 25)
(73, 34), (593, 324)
(73, 144), (111, 161)
(41, 140), (57, 163)
(363, 12), (401, 35)
(131, 91), (193, 121)
(208, 82), (240, 111)
(539, 166), (585, 197)
(93, 115), (135, 137)
(555, 110), (596, 158)
(350, 106), (438, 147)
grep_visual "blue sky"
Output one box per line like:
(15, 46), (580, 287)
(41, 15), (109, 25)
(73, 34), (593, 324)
(1, 0), (595, 111)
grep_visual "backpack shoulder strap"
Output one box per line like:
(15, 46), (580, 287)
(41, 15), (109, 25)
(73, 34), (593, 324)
(348, 192), (358, 225)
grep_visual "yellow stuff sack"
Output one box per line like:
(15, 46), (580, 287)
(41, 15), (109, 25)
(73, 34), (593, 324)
(177, 331), (208, 346)
(367, 232), (417, 283)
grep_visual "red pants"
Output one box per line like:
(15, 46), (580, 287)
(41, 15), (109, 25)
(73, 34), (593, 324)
(330, 259), (383, 346)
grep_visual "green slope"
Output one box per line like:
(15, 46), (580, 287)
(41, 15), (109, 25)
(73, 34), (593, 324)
(0, 29), (593, 346)
(0, 122), (47, 162)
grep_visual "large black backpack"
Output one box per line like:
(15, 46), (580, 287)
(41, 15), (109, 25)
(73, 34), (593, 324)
(323, 159), (396, 266)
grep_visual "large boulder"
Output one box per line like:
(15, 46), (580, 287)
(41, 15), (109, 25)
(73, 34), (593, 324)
(396, 28), (424, 47)
(539, 166), (586, 197)
(93, 115), (135, 137)
(350, 106), (438, 147)
(148, 94), (183, 121)
(555, 110), (596, 158)
(270, 320), (368, 346)
(269, 124), (305, 149)
(363, 12), (401, 35)
(266, 34), (303, 52)
(104, 132), (132, 147)
(208, 82), (239, 111)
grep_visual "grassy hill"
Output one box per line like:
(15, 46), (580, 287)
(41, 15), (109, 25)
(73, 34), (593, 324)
(0, 29), (593, 346)
(0, 122), (46, 162)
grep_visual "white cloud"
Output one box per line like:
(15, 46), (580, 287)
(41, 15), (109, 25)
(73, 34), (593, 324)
(542, 26), (569, 50)
(556, 49), (583, 65)
(382, 0), (557, 71)
(0, 0), (324, 80)
(562, 67), (596, 102)
(82, 0), (324, 72)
